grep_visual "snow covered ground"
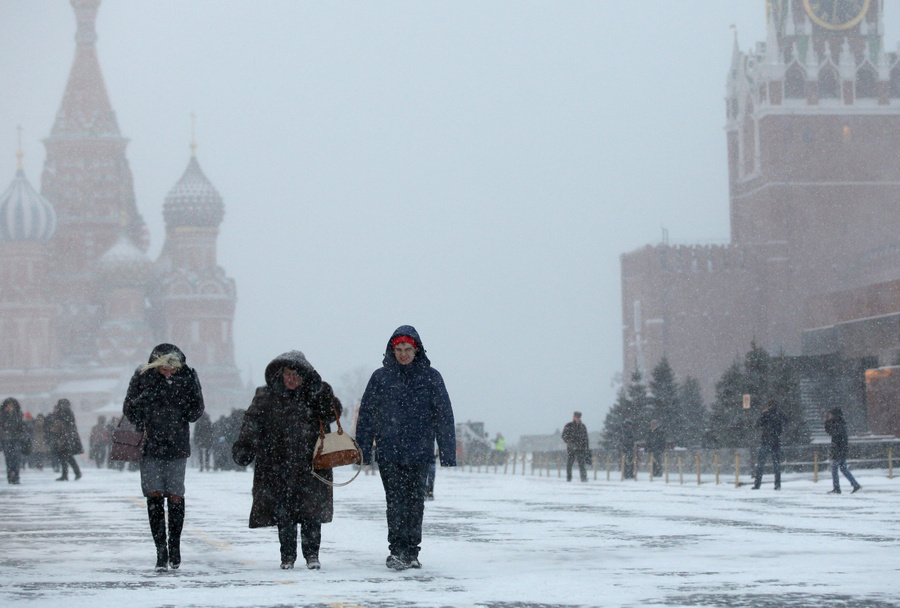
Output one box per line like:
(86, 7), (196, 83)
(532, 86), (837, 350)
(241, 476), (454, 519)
(1, 461), (898, 608)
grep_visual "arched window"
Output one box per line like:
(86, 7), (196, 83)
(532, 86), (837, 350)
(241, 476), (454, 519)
(856, 66), (878, 99)
(818, 66), (840, 99)
(891, 66), (900, 98)
(785, 64), (806, 99)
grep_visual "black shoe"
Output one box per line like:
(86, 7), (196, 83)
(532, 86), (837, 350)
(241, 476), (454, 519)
(829, 489), (841, 494)
(425, 492), (434, 501)
(774, 485), (781, 491)
(280, 560), (295, 570)
(74, 472), (82, 480)
(155, 546), (169, 571)
(751, 485), (760, 490)
(386, 554), (409, 571)
(56, 476), (67, 481)
(168, 546), (180, 570)
(851, 485), (861, 494)
(305, 557), (321, 570)
(407, 557), (422, 569)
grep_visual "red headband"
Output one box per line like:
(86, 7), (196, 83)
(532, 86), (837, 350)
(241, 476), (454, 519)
(391, 336), (417, 349)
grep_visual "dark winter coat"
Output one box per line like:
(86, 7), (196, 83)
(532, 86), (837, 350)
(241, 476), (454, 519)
(123, 344), (205, 460)
(562, 420), (589, 452)
(193, 413), (215, 450)
(232, 351), (342, 528)
(756, 407), (784, 449)
(48, 400), (83, 456)
(356, 326), (457, 467)
(824, 408), (850, 461)
(0, 398), (26, 453)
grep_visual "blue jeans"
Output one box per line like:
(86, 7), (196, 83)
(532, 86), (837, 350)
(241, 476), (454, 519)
(831, 459), (859, 491)
(754, 444), (781, 488)
(379, 461), (429, 560)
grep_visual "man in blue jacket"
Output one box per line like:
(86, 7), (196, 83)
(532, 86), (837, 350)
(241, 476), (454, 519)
(355, 326), (456, 570)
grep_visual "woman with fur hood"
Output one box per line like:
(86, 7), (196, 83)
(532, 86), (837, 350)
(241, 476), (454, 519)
(123, 343), (205, 571)
(232, 351), (342, 570)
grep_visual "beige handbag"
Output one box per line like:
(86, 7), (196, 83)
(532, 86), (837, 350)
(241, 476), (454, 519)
(311, 406), (362, 487)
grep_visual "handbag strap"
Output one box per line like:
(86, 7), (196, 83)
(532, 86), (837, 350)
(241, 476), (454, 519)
(315, 405), (344, 460)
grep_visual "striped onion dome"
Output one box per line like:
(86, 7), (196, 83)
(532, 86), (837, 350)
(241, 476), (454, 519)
(97, 232), (153, 285)
(163, 156), (224, 229)
(0, 169), (57, 243)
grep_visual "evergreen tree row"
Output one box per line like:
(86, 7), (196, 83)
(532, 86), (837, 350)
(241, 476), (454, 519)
(602, 342), (810, 450)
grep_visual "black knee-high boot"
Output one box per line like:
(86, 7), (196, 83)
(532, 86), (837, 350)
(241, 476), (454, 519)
(167, 498), (185, 569)
(147, 496), (167, 570)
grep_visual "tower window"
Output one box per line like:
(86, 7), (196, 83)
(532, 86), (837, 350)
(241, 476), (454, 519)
(856, 66), (878, 99)
(785, 64), (806, 99)
(818, 66), (840, 99)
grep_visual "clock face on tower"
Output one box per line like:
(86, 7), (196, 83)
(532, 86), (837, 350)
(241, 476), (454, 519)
(803, 0), (870, 31)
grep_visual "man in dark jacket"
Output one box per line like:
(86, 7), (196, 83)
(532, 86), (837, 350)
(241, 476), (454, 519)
(825, 407), (861, 494)
(562, 411), (590, 482)
(0, 397), (27, 484)
(356, 325), (456, 571)
(232, 351), (342, 570)
(752, 401), (784, 490)
(124, 343), (205, 571)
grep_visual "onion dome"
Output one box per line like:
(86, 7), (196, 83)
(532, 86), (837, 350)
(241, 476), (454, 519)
(0, 168), (57, 243)
(96, 232), (153, 285)
(163, 155), (225, 229)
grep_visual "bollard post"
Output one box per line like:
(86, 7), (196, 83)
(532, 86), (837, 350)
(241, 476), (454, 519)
(814, 452), (818, 483)
(734, 453), (739, 488)
(593, 451), (598, 480)
(649, 454), (654, 482)
(889, 448), (893, 479)
(557, 454), (562, 478)
(620, 454), (625, 481)
(715, 452), (720, 485)
(606, 455), (611, 481)
(696, 453), (701, 485)
(664, 453), (669, 484)
(523, 451), (527, 476)
(503, 453), (508, 475)
(678, 455), (683, 485)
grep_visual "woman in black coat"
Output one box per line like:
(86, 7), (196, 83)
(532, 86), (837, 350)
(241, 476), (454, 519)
(824, 407), (861, 494)
(49, 399), (83, 481)
(232, 351), (342, 570)
(0, 397), (26, 484)
(124, 343), (205, 571)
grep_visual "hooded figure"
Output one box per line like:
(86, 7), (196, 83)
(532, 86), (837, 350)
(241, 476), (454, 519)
(232, 351), (342, 570)
(0, 397), (26, 484)
(824, 407), (861, 494)
(355, 325), (456, 570)
(49, 398), (83, 481)
(123, 343), (205, 571)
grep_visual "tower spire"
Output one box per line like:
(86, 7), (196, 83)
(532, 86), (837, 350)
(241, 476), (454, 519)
(190, 112), (197, 158)
(16, 125), (23, 170)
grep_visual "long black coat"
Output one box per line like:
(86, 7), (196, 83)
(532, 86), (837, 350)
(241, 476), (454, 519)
(756, 407), (784, 449)
(48, 401), (83, 456)
(123, 344), (205, 460)
(0, 398), (26, 453)
(232, 351), (342, 528)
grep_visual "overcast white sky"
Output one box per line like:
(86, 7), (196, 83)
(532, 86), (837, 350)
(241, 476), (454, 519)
(1, 2), (898, 444)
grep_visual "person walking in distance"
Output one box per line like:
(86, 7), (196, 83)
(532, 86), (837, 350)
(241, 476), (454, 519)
(0, 397), (27, 484)
(355, 326), (457, 571)
(124, 344), (205, 571)
(752, 401), (784, 490)
(562, 411), (590, 482)
(193, 412), (214, 472)
(825, 408), (861, 495)
(232, 351), (342, 570)
(49, 399), (83, 481)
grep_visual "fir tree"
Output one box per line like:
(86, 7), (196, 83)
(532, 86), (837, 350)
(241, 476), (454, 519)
(675, 376), (706, 448)
(648, 358), (678, 446)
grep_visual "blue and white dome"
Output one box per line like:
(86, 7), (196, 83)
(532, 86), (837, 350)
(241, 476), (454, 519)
(163, 156), (224, 229)
(0, 168), (57, 243)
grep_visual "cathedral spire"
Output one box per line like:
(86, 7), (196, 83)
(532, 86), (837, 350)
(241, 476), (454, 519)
(51, 0), (119, 137)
